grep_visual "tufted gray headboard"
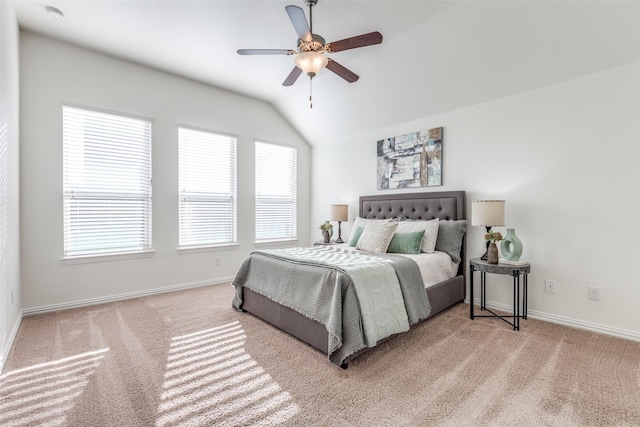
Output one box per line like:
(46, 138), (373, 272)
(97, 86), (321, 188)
(359, 191), (466, 278)
(359, 191), (465, 221)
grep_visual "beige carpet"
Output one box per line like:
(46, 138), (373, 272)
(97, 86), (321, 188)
(1, 283), (639, 426)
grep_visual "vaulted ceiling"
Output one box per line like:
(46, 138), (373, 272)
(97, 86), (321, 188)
(12, 0), (640, 146)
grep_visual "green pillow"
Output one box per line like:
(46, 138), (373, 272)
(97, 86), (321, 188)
(348, 226), (365, 247)
(387, 230), (425, 254)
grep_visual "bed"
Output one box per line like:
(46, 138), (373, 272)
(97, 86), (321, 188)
(232, 191), (467, 367)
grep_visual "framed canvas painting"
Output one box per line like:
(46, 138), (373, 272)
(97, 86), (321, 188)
(377, 127), (442, 190)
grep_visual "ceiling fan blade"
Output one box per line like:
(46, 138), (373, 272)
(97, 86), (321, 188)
(237, 49), (295, 55)
(326, 31), (383, 53)
(326, 58), (359, 83)
(285, 5), (312, 42)
(283, 67), (303, 86)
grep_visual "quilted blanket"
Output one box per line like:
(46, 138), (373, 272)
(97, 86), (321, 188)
(232, 246), (431, 365)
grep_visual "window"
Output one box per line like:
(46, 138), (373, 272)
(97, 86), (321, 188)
(63, 106), (152, 258)
(255, 141), (297, 241)
(178, 127), (237, 247)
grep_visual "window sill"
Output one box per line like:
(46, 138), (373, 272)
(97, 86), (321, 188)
(254, 238), (299, 248)
(177, 243), (239, 255)
(61, 250), (155, 265)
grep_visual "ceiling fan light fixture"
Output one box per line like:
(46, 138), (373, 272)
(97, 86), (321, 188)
(237, 0), (382, 89)
(295, 51), (328, 77)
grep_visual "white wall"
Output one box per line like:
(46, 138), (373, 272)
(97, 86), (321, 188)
(312, 62), (640, 339)
(0, 1), (22, 372)
(20, 32), (311, 310)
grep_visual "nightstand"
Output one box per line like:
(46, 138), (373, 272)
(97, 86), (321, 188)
(469, 258), (531, 330)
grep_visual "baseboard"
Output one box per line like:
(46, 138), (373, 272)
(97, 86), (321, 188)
(465, 298), (640, 343)
(0, 309), (24, 374)
(22, 276), (235, 316)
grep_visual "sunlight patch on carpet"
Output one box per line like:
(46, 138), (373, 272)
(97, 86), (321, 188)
(156, 321), (299, 426)
(0, 347), (109, 426)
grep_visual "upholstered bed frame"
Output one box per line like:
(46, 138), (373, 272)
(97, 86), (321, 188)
(241, 190), (466, 366)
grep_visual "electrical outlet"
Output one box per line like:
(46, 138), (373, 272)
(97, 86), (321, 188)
(545, 279), (556, 294)
(215, 257), (221, 266)
(588, 286), (601, 301)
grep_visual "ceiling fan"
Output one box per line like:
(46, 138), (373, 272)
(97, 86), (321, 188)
(237, 0), (383, 88)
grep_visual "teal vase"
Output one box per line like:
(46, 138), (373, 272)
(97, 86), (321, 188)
(501, 228), (523, 261)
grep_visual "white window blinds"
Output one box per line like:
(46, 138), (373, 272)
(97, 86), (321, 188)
(63, 106), (152, 257)
(178, 127), (237, 247)
(255, 141), (297, 241)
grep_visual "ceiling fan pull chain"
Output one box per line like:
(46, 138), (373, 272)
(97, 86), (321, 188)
(309, 77), (313, 109)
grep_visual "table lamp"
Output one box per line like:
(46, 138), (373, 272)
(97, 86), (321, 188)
(330, 204), (348, 243)
(471, 200), (505, 260)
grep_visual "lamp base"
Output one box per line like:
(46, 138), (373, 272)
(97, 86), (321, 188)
(480, 226), (492, 260)
(335, 221), (344, 243)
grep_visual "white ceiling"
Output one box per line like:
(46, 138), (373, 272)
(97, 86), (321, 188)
(12, 0), (640, 146)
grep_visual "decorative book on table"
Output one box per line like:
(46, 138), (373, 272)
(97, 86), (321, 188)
(499, 258), (528, 265)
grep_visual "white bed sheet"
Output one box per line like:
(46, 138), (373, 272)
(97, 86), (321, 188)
(397, 251), (459, 289)
(331, 244), (458, 289)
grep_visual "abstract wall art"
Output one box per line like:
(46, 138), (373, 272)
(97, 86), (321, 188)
(377, 127), (443, 190)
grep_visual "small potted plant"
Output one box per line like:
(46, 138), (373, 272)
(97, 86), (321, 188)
(319, 221), (333, 243)
(484, 231), (503, 264)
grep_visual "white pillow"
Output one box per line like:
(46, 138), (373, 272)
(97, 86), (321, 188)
(396, 218), (440, 253)
(350, 217), (369, 233)
(356, 221), (398, 253)
(347, 217), (385, 244)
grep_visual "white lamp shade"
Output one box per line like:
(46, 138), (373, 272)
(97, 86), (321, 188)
(471, 200), (505, 226)
(295, 52), (328, 77)
(329, 204), (348, 222)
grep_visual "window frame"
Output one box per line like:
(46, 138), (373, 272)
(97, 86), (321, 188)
(177, 125), (238, 251)
(254, 140), (298, 243)
(61, 104), (153, 262)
